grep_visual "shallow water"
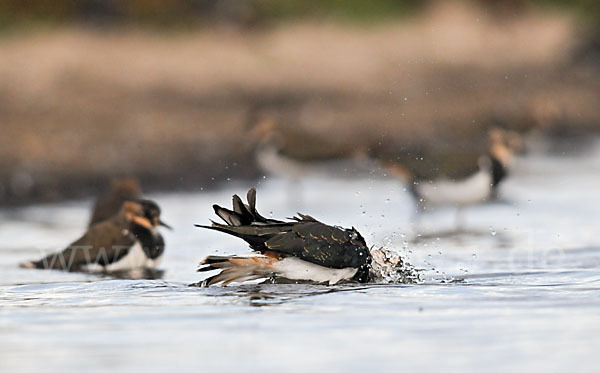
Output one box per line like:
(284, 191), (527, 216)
(1, 146), (600, 372)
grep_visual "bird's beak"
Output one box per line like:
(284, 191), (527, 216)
(159, 220), (173, 230)
(132, 216), (154, 230)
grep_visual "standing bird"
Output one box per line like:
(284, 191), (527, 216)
(195, 188), (372, 286)
(20, 200), (170, 273)
(247, 114), (377, 208)
(89, 178), (141, 226)
(249, 116), (371, 180)
(386, 128), (521, 228)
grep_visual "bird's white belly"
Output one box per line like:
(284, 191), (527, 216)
(256, 145), (318, 179)
(256, 145), (377, 180)
(272, 257), (358, 285)
(82, 242), (160, 272)
(417, 171), (492, 207)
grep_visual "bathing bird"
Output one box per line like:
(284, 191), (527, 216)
(195, 188), (372, 286)
(20, 200), (170, 272)
(89, 178), (141, 226)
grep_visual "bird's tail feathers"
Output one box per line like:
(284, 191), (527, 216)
(197, 254), (277, 286)
(211, 187), (282, 227)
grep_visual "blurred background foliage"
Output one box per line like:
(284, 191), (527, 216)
(0, 0), (598, 30)
(0, 0), (598, 205)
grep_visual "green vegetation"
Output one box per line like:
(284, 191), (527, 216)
(534, 0), (600, 26)
(0, 0), (420, 29)
(0, 0), (598, 30)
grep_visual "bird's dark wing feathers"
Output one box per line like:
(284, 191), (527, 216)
(293, 221), (352, 244)
(265, 221), (369, 269)
(196, 222), (294, 248)
(212, 188), (284, 227)
(32, 220), (136, 271)
(214, 205), (244, 226)
(196, 188), (370, 270)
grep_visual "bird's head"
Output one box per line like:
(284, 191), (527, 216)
(121, 200), (171, 231)
(246, 113), (285, 150)
(138, 199), (172, 230)
(488, 127), (523, 167)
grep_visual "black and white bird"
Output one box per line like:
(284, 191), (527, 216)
(248, 115), (375, 182)
(20, 200), (170, 273)
(195, 188), (372, 286)
(387, 128), (520, 212)
(408, 154), (505, 209)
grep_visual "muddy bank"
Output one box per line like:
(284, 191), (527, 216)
(0, 3), (598, 205)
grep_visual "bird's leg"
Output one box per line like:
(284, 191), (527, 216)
(454, 206), (465, 232)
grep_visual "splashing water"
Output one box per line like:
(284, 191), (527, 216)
(369, 247), (420, 284)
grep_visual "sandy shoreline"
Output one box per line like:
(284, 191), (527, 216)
(0, 3), (598, 205)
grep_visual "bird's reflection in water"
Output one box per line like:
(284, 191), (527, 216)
(189, 281), (410, 307)
(100, 268), (165, 280)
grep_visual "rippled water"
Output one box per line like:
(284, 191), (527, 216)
(1, 147), (600, 372)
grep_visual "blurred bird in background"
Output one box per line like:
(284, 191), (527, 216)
(20, 199), (170, 277)
(89, 178), (141, 226)
(386, 128), (522, 230)
(247, 110), (379, 205)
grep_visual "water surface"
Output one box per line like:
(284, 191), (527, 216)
(1, 148), (599, 372)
